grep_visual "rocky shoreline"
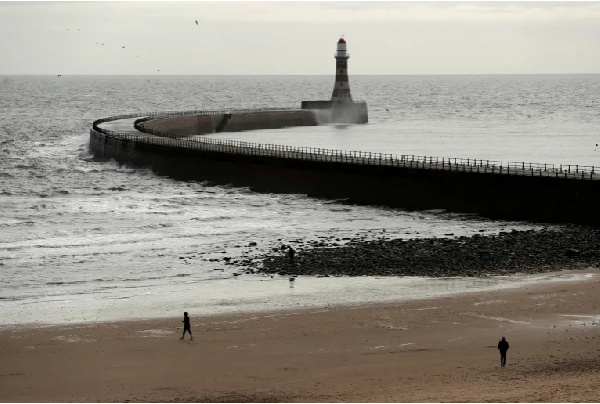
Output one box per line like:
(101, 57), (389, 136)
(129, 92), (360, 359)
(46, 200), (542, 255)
(246, 225), (600, 277)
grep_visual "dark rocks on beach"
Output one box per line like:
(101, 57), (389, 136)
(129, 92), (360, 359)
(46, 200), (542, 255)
(249, 225), (600, 278)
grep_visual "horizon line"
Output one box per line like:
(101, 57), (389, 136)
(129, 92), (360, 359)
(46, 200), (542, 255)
(2, 73), (600, 77)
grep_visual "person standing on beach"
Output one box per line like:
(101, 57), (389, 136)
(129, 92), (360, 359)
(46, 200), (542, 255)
(498, 336), (509, 366)
(181, 312), (193, 340)
(287, 246), (296, 264)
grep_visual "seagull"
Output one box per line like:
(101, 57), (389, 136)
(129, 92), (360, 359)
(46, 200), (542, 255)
(195, 20), (198, 25)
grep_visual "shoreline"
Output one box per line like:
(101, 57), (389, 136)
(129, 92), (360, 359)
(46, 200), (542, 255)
(1, 268), (594, 329)
(8, 217), (598, 328)
(2, 268), (599, 402)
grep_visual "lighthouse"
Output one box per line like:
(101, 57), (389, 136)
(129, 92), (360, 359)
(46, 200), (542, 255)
(331, 37), (353, 103)
(300, 36), (368, 124)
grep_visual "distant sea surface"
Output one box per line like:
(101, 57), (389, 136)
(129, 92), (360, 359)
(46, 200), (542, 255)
(1, 75), (599, 327)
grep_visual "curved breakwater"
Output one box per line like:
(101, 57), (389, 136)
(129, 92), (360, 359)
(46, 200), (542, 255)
(90, 109), (600, 226)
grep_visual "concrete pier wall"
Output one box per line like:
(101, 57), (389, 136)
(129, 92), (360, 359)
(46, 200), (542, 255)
(222, 110), (317, 132)
(140, 110), (317, 138)
(89, 124), (600, 226)
(142, 115), (223, 137)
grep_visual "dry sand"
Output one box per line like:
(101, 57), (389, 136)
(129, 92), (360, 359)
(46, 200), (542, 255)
(2, 269), (600, 403)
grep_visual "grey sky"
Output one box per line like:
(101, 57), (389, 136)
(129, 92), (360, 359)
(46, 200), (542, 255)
(1, 1), (599, 75)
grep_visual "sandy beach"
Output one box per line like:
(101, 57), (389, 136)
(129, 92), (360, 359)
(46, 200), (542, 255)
(2, 269), (599, 403)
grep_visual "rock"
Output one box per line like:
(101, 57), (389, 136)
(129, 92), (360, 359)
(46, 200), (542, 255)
(248, 242), (257, 247)
(565, 248), (580, 257)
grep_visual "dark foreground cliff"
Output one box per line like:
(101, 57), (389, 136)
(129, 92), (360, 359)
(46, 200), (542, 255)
(244, 226), (600, 277)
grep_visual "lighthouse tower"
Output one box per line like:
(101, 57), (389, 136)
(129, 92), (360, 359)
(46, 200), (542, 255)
(331, 37), (353, 103)
(300, 36), (367, 123)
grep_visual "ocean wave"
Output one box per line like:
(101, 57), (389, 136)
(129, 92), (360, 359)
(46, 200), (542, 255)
(46, 280), (88, 285)
(122, 276), (167, 282)
(190, 215), (233, 222)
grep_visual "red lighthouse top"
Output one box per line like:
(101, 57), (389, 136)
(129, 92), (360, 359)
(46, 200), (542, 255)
(338, 38), (346, 44)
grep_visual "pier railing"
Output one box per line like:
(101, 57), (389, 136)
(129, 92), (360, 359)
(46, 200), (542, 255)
(92, 113), (600, 181)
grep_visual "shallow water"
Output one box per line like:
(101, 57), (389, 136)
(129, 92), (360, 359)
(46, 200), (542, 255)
(1, 270), (593, 327)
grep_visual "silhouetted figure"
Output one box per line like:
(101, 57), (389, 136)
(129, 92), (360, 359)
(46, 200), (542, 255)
(498, 336), (509, 366)
(287, 246), (296, 264)
(181, 311), (193, 340)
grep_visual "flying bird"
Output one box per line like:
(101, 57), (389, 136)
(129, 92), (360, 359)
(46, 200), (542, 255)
(195, 20), (198, 25)
(122, 46), (126, 49)
(57, 75), (62, 78)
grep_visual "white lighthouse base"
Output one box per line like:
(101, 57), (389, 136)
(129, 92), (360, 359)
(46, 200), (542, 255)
(301, 100), (368, 124)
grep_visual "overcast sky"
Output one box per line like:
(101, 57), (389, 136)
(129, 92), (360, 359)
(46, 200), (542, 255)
(1, 1), (599, 75)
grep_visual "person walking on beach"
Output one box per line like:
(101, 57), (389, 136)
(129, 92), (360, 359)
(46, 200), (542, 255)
(498, 336), (509, 366)
(181, 312), (193, 340)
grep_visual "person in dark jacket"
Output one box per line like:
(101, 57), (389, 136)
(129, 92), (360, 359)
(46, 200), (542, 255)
(287, 246), (296, 264)
(498, 336), (509, 366)
(181, 311), (193, 340)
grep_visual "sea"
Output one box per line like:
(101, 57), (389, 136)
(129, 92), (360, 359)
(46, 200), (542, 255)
(1, 74), (599, 328)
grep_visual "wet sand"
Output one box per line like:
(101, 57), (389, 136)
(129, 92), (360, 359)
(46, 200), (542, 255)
(1, 269), (600, 402)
